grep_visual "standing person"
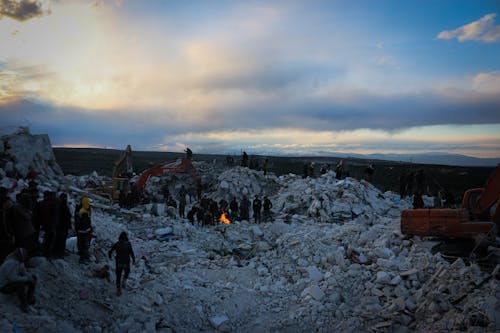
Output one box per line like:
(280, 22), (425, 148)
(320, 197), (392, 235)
(308, 163), (315, 178)
(241, 151), (249, 167)
(412, 192), (424, 209)
(185, 147), (193, 160)
(178, 191), (186, 219)
(252, 195), (262, 224)
(196, 179), (202, 201)
(364, 164), (375, 183)
(12, 192), (37, 254)
(53, 193), (71, 258)
(263, 196), (273, 222)
(335, 160), (344, 180)
(108, 232), (135, 296)
(399, 172), (407, 198)
(405, 172), (414, 198)
(0, 187), (15, 262)
(34, 191), (59, 258)
(240, 196), (250, 221)
(0, 248), (36, 312)
(75, 197), (92, 264)
(209, 199), (219, 225)
(415, 169), (426, 195)
(229, 197), (239, 221)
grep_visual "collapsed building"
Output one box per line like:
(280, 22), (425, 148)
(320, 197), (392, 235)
(0, 129), (498, 333)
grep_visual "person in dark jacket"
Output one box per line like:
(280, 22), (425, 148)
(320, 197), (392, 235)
(108, 232), (135, 296)
(12, 192), (37, 254)
(412, 192), (424, 209)
(253, 195), (262, 224)
(241, 151), (249, 167)
(53, 193), (72, 258)
(263, 196), (273, 222)
(0, 187), (15, 263)
(33, 191), (58, 258)
(240, 196), (250, 221)
(229, 197), (239, 221)
(75, 197), (92, 264)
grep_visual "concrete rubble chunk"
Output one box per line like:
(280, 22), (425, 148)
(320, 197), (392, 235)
(306, 265), (323, 282)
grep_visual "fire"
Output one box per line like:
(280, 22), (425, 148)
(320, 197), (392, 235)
(219, 211), (231, 224)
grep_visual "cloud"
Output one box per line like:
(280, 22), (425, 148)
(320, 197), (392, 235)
(437, 13), (500, 42)
(0, 0), (48, 21)
(472, 71), (500, 93)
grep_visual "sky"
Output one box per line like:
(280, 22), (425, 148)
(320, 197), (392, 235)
(1, 0), (500, 158)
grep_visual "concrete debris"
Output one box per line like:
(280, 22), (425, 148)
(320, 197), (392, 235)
(0, 129), (498, 333)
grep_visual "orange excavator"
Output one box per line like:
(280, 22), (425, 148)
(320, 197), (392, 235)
(135, 157), (199, 192)
(401, 165), (499, 239)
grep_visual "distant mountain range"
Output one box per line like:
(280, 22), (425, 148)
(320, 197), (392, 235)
(313, 152), (500, 167)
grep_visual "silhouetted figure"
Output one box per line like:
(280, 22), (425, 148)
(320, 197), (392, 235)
(405, 172), (414, 198)
(1, 187), (16, 262)
(444, 190), (456, 208)
(415, 169), (426, 195)
(308, 163), (315, 178)
(253, 195), (262, 224)
(263, 196), (273, 222)
(229, 197), (239, 220)
(12, 192), (37, 254)
(53, 193), (71, 258)
(399, 173), (407, 198)
(108, 232), (135, 296)
(185, 147), (193, 160)
(34, 191), (58, 258)
(241, 151), (249, 167)
(240, 196), (250, 221)
(412, 193), (424, 209)
(209, 200), (219, 224)
(178, 191), (186, 218)
(364, 164), (375, 183)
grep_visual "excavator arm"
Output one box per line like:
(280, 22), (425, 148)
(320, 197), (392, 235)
(112, 145), (133, 178)
(135, 157), (199, 191)
(471, 165), (500, 216)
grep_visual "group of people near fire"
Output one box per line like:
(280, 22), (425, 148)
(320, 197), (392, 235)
(0, 181), (136, 311)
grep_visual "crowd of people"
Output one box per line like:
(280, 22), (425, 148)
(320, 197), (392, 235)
(0, 181), (138, 311)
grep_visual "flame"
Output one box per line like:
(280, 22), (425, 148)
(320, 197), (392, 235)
(219, 211), (231, 224)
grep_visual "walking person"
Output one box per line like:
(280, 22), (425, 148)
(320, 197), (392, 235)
(108, 232), (135, 296)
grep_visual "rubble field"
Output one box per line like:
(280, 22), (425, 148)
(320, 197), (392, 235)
(1, 129), (498, 333)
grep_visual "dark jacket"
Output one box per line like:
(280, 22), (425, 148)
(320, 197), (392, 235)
(57, 202), (72, 231)
(75, 211), (91, 234)
(109, 239), (135, 267)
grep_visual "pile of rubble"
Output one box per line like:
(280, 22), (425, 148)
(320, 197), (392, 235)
(0, 129), (498, 332)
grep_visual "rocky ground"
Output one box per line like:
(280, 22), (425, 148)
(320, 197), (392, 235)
(0, 129), (498, 333)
